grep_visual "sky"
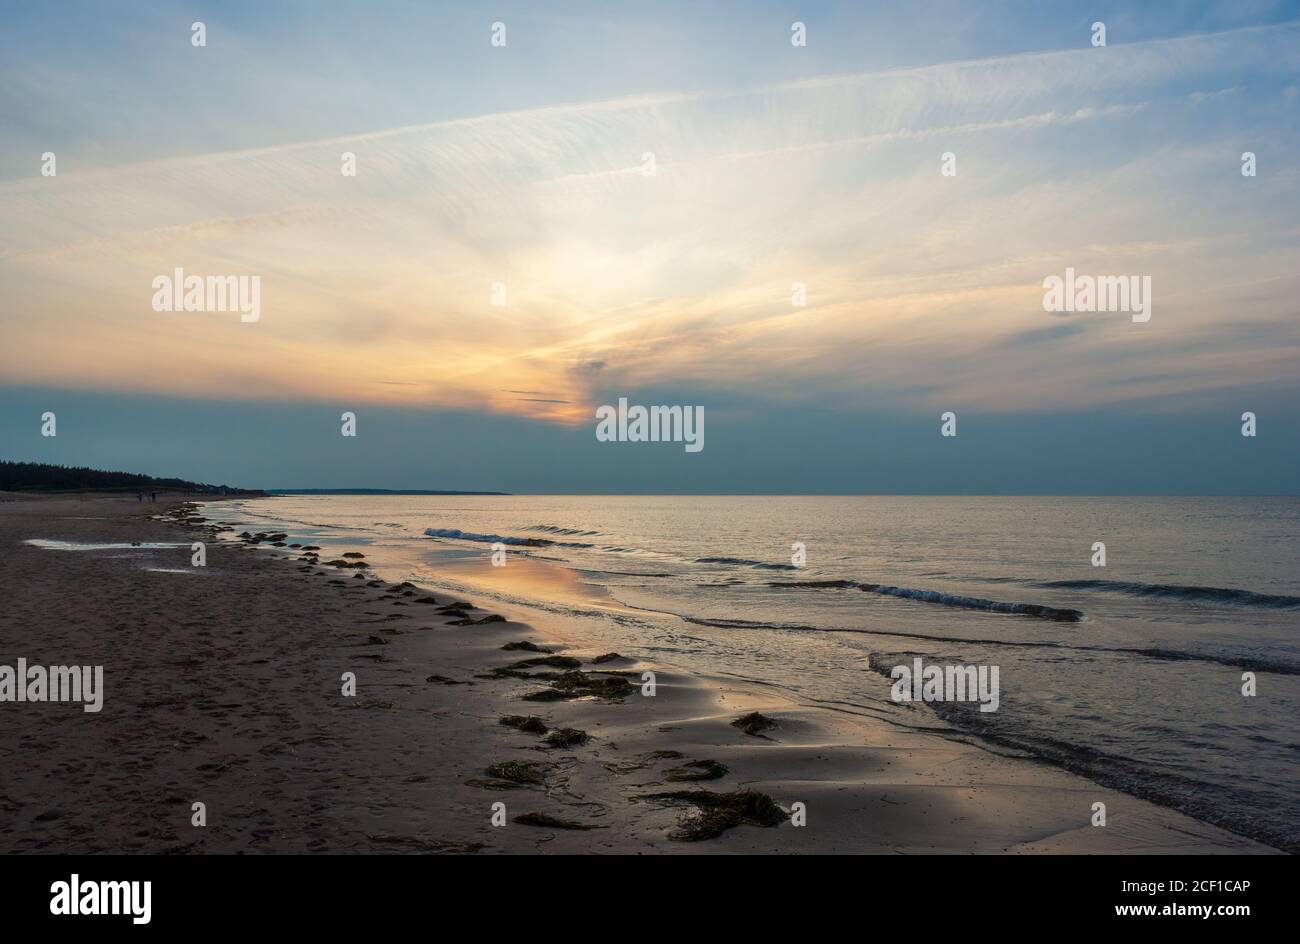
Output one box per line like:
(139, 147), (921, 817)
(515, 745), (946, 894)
(1, 0), (1298, 493)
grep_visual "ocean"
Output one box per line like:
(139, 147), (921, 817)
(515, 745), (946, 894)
(206, 494), (1300, 852)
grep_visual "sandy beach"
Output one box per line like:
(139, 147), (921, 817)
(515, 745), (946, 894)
(0, 493), (1277, 854)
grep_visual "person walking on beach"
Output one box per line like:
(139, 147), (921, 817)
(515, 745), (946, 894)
(150, 491), (156, 503)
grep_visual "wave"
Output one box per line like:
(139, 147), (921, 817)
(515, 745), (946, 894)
(767, 579), (1083, 621)
(1036, 578), (1300, 610)
(526, 524), (603, 537)
(696, 556), (799, 571)
(680, 615), (1300, 674)
(865, 585), (1083, 621)
(863, 655), (1298, 853)
(573, 567), (676, 579)
(1119, 647), (1300, 676)
(424, 526), (596, 548)
(767, 579), (858, 589)
(424, 527), (553, 547)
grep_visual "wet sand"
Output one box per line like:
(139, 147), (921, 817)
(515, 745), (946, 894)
(0, 493), (1276, 853)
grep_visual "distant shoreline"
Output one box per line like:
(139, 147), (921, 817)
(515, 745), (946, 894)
(266, 488), (510, 496)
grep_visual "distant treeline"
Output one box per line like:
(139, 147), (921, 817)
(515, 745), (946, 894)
(0, 461), (261, 494)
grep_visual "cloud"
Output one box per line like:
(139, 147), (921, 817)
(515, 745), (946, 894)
(1, 19), (1298, 421)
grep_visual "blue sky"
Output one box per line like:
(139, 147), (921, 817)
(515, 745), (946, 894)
(1, 1), (1298, 492)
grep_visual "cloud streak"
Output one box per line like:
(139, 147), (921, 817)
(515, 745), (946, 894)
(2, 17), (1298, 421)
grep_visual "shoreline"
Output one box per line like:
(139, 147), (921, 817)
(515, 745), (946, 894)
(0, 493), (1278, 853)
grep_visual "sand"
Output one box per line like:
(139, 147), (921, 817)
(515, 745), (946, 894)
(0, 493), (1276, 853)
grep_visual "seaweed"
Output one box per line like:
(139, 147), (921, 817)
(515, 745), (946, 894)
(664, 759), (728, 782)
(514, 812), (603, 830)
(730, 712), (777, 737)
(515, 671), (636, 700)
(485, 761), (549, 785)
(501, 641), (551, 653)
(426, 674), (464, 685)
(541, 727), (589, 748)
(639, 789), (784, 841)
(508, 655), (582, 670)
(448, 614), (507, 626)
(499, 715), (549, 735)
(521, 689), (569, 702)
(547, 670), (635, 700)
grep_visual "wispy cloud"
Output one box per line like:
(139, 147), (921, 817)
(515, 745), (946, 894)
(2, 17), (1298, 421)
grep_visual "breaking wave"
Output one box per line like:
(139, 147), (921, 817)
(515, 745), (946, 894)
(527, 524), (604, 537)
(423, 527), (595, 548)
(767, 578), (1083, 621)
(696, 556), (800, 571)
(1035, 578), (1300, 610)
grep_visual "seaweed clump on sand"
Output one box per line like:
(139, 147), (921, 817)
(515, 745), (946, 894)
(509, 655), (582, 670)
(522, 670), (634, 702)
(590, 652), (623, 664)
(448, 614), (507, 626)
(521, 688), (569, 702)
(664, 759), (728, 782)
(501, 640), (551, 653)
(731, 712), (777, 737)
(499, 715), (549, 735)
(485, 761), (549, 785)
(542, 727), (590, 748)
(514, 812), (604, 831)
(641, 790), (784, 841)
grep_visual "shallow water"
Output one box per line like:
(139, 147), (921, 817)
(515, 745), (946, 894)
(210, 494), (1300, 852)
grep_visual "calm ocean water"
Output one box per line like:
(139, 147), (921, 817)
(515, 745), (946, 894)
(209, 495), (1300, 852)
